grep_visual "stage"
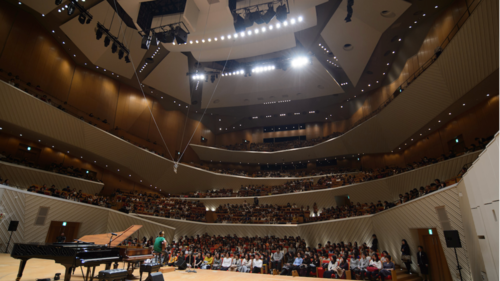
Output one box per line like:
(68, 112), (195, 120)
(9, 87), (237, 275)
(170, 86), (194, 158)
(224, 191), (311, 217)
(0, 254), (311, 281)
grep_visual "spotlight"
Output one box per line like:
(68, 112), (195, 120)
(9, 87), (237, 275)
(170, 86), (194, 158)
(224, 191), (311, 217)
(78, 13), (86, 25)
(262, 4), (276, 23)
(104, 36), (111, 47)
(118, 49), (124, 59)
(111, 42), (117, 53)
(157, 29), (175, 43)
(291, 57), (309, 68)
(244, 11), (254, 28)
(86, 17), (91, 24)
(95, 26), (103, 40)
(232, 12), (246, 33)
(248, 10), (264, 25)
(67, 2), (75, 15)
(124, 55), (130, 63)
(55, 0), (62, 4)
(141, 35), (150, 50)
(210, 75), (216, 83)
(174, 26), (188, 44)
(276, 4), (288, 23)
(150, 32), (159, 47)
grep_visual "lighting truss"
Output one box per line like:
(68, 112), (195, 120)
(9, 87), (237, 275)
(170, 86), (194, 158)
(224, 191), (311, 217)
(139, 22), (190, 45)
(231, 0), (290, 24)
(59, 0), (93, 23)
(96, 22), (130, 61)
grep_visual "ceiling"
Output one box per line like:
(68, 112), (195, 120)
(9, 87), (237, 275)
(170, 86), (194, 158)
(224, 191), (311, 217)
(16, 0), (458, 133)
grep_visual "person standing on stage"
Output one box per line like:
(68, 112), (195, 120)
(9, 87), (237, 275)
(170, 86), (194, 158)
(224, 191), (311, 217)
(154, 231), (167, 264)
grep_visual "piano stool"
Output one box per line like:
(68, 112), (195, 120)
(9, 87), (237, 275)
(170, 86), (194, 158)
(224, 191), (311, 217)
(97, 269), (128, 281)
(139, 263), (161, 281)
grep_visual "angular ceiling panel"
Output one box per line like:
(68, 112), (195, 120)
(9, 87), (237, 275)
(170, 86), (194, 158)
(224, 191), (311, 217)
(201, 56), (344, 108)
(321, 0), (411, 87)
(142, 52), (191, 104)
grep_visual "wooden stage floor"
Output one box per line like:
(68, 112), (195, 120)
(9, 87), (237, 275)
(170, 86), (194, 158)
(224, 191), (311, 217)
(0, 253), (311, 281)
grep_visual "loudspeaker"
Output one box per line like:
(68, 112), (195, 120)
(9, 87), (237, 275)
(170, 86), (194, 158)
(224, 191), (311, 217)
(150, 272), (164, 281)
(8, 221), (19, 232)
(444, 230), (462, 248)
(177, 260), (187, 270)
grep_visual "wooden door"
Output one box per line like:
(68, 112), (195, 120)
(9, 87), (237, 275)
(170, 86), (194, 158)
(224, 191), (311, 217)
(45, 221), (81, 243)
(423, 234), (453, 281)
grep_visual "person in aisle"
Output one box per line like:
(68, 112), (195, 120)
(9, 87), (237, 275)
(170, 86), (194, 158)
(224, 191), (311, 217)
(401, 239), (412, 274)
(417, 246), (430, 281)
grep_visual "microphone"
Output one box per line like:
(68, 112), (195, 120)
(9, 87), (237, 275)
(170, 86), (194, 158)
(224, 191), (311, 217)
(111, 233), (117, 236)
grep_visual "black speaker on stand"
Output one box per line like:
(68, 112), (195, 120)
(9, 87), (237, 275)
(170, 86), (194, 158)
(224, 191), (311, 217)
(444, 230), (463, 281)
(4, 220), (19, 253)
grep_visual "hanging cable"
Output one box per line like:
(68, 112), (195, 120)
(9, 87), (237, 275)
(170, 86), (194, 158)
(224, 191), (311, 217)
(112, 0), (175, 162)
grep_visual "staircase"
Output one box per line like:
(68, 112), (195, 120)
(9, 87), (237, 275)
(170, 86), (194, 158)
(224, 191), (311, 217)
(394, 266), (422, 281)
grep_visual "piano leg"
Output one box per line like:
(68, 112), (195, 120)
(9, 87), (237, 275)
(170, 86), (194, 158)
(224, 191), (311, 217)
(89, 266), (96, 281)
(15, 259), (29, 281)
(63, 265), (73, 281)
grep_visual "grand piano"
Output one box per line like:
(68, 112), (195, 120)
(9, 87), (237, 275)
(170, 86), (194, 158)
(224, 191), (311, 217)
(11, 225), (155, 281)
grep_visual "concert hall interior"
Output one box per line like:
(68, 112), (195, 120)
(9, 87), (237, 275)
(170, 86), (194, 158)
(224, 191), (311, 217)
(0, 0), (498, 281)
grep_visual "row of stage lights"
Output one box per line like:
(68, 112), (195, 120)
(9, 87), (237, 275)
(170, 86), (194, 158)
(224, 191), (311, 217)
(182, 16), (303, 46)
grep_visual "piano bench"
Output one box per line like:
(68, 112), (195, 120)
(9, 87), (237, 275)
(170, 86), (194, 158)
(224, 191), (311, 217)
(98, 269), (128, 281)
(140, 263), (161, 281)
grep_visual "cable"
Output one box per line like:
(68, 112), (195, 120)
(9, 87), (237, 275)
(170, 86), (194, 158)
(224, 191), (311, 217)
(112, 0), (175, 161)
(177, 46), (233, 164)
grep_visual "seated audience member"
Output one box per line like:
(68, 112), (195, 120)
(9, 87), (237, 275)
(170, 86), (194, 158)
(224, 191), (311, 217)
(309, 254), (320, 275)
(323, 255), (338, 278)
(252, 254), (263, 273)
(212, 253), (222, 270)
(230, 254), (241, 271)
(376, 254), (395, 280)
(221, 254), (232, 271)
(272, 248), (284, 271)
(202, 253), (213, 269)
(167, 252), (178, 266)
(280, 253), (295, 275)
(241, 254), (252, 273)
(366, 254), (382, 279)
(291, 253), (303, 275)
(194, 253), (203, 268)
(350, 255), (361, 277)
(357, 252), (371, 279)
(185, 253), (195, 269)
(335, 256), (348, 279)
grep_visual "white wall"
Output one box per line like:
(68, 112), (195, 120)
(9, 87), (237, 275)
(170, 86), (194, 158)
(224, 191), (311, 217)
(461, 133), (499, 281)
(0, 186), (175, 252)
(0, 161), (104, 195)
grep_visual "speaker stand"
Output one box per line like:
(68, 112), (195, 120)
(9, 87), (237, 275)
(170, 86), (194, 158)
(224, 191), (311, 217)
(454, 247), (463, 281)
(4, 231), (13, 253)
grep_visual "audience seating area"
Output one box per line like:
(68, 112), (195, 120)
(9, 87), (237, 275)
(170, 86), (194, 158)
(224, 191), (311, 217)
(128, 233), (404, 279)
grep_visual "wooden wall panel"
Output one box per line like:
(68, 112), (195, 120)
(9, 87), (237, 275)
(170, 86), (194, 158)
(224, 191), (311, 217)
(0, 1), (17, 55)
(0, 8), (74, 101)
(67, 66), (120, 125)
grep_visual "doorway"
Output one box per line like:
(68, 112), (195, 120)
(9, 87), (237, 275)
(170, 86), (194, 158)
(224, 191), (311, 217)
(417, 228), (452, 281)
(334, 195), (350, 207)
(45, 221), (81, 243)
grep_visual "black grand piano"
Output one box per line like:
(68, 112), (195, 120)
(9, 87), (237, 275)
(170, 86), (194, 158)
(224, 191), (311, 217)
(11, 242), (120, 281)
(11, 225), (152, 281)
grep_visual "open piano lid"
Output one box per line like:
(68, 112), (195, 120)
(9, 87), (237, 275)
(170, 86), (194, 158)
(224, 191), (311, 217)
(78, 225), (143, 246)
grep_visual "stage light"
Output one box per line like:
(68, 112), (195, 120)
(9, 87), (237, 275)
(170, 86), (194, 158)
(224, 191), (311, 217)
(86, 17), (91, 24)
(262, 4), (276, 23)
(141, 35), (150, 49)
(118, 49), (124, 59)
(67, 2), (75, 15)
(249, 10), (264, 24)
(111, 42), (117, 53)
(150, 32), (159, 47)
(124, 55), (130, 63)
(174, 26), (188, 44)
(276, 4), (287, 22)
(78, 13), (86, 24)
(232, 12), (246, 33)
(157, 30), (175, 43)
(244, 12), (254, 28)
(104, 36), (110, 47)
(291, 57), (309, 68)
(96, 27), (103, 40)
(55, 0), (63, 4)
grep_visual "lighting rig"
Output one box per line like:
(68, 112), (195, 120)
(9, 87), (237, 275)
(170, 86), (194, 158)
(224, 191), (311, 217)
(95, 22), (130, 62)
(55, 0), (93, 25)
(186, 71), (220, 83)
(229, 0), (290, 33)
(221, 56), (312, 77)
(139, 22), (190, 50)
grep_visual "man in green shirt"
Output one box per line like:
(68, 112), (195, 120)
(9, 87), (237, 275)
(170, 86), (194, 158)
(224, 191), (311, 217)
(154, 231), (167, 264)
